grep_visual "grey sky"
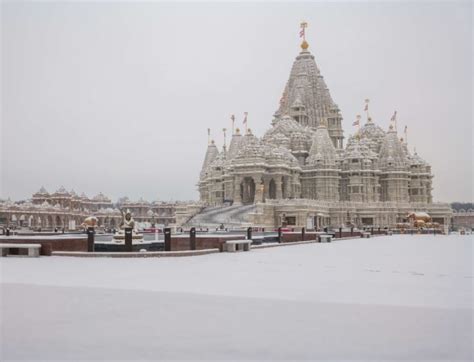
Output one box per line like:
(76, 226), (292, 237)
(1, 1), (472, 203)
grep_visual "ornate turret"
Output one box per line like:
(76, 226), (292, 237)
(378, 125), (410, 202)
(408, 149), (433, 203)
(301, 122), (340, 201)
(275, 23), (344, 149)
(306, 121), (338, 166)
(199, 140), (219, 179)
(227, 128), (244, 160)
(198, 139), (219, 204)
(340, 136), (380, 202)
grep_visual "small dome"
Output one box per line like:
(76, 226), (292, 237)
(37, 186), (49, 195)
(265, 116), (304, 137)
(264, 145), (300, 169)
(290, 131), (311, 152)
(358, 119), (386, 154)
(265, 133), (291, 149)
(378, 127), (409, 170)
(233, 135), (265, 164)
(54, 186), (69, 195)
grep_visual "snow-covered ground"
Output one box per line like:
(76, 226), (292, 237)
(1, 234), (472, 360)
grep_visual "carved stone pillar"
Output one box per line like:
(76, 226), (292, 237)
(233, 177), (242, 205)
(253, 176), (264, 203)
(275, 177), (283, 200)
(263, 178), (270, 202)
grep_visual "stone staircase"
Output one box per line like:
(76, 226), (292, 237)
(183, 204), (257, 229)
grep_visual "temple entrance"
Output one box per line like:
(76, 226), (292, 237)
(269, 179), (276, 199)
(240, 177), (256, 205)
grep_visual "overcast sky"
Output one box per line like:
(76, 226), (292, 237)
(1, 1), (472, 203)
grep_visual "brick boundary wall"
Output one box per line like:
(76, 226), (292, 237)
(170, 236), (243, 252)
(0, 237), (88, 255)
(253, 240), (318, 249)
(52, 248), (220, 258)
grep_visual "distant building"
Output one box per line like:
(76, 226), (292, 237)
(451, 210), (474, 230)
(0, 186), (178, 230)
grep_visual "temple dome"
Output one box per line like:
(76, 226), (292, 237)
(290, 131), (310, 152)
(359, 118), (386, 154)
(264, 145), (301, 169)
(264, 132), (291, 149)
(378, 126), (409, 170)
(233, 134), (265, 165)
(264, 116), (305, 139)
(33, 186), (49, 196)
(54, 186), (69, 195)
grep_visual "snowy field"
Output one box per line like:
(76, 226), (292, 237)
(1, 234), (472, 361)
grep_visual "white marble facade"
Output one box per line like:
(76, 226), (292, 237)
(197, 36), (450, 228)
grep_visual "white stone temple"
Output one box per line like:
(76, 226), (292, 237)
(195, 26), (452, 229)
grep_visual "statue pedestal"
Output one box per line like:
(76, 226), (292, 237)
(87, 227), (95, 252)
(124, 227), (133, 252)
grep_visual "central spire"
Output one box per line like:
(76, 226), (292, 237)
(274, 23), (344, 149)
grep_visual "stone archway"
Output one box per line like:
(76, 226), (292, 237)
(28, 215), (35, 228)
(241, 177), (256, 205)
(55, 215), (62, 228)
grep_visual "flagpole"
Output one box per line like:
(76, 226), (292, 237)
(390, 111), (397, 131)
(223, 128), (227, 151)
(207, 128), (211, 145)
(364, 99), (370, 121)
(243, 112), (248, 134)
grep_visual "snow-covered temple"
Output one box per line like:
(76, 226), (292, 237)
(195, 25), (452, 229)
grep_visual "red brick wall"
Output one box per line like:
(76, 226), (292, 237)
(281, 232), (319, 243)
(170, 236), (243, 252)
(2, 238), (88, 256)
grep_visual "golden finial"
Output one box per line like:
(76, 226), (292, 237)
(236, 127), (240, 134)
(300, 21), (309, 50)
